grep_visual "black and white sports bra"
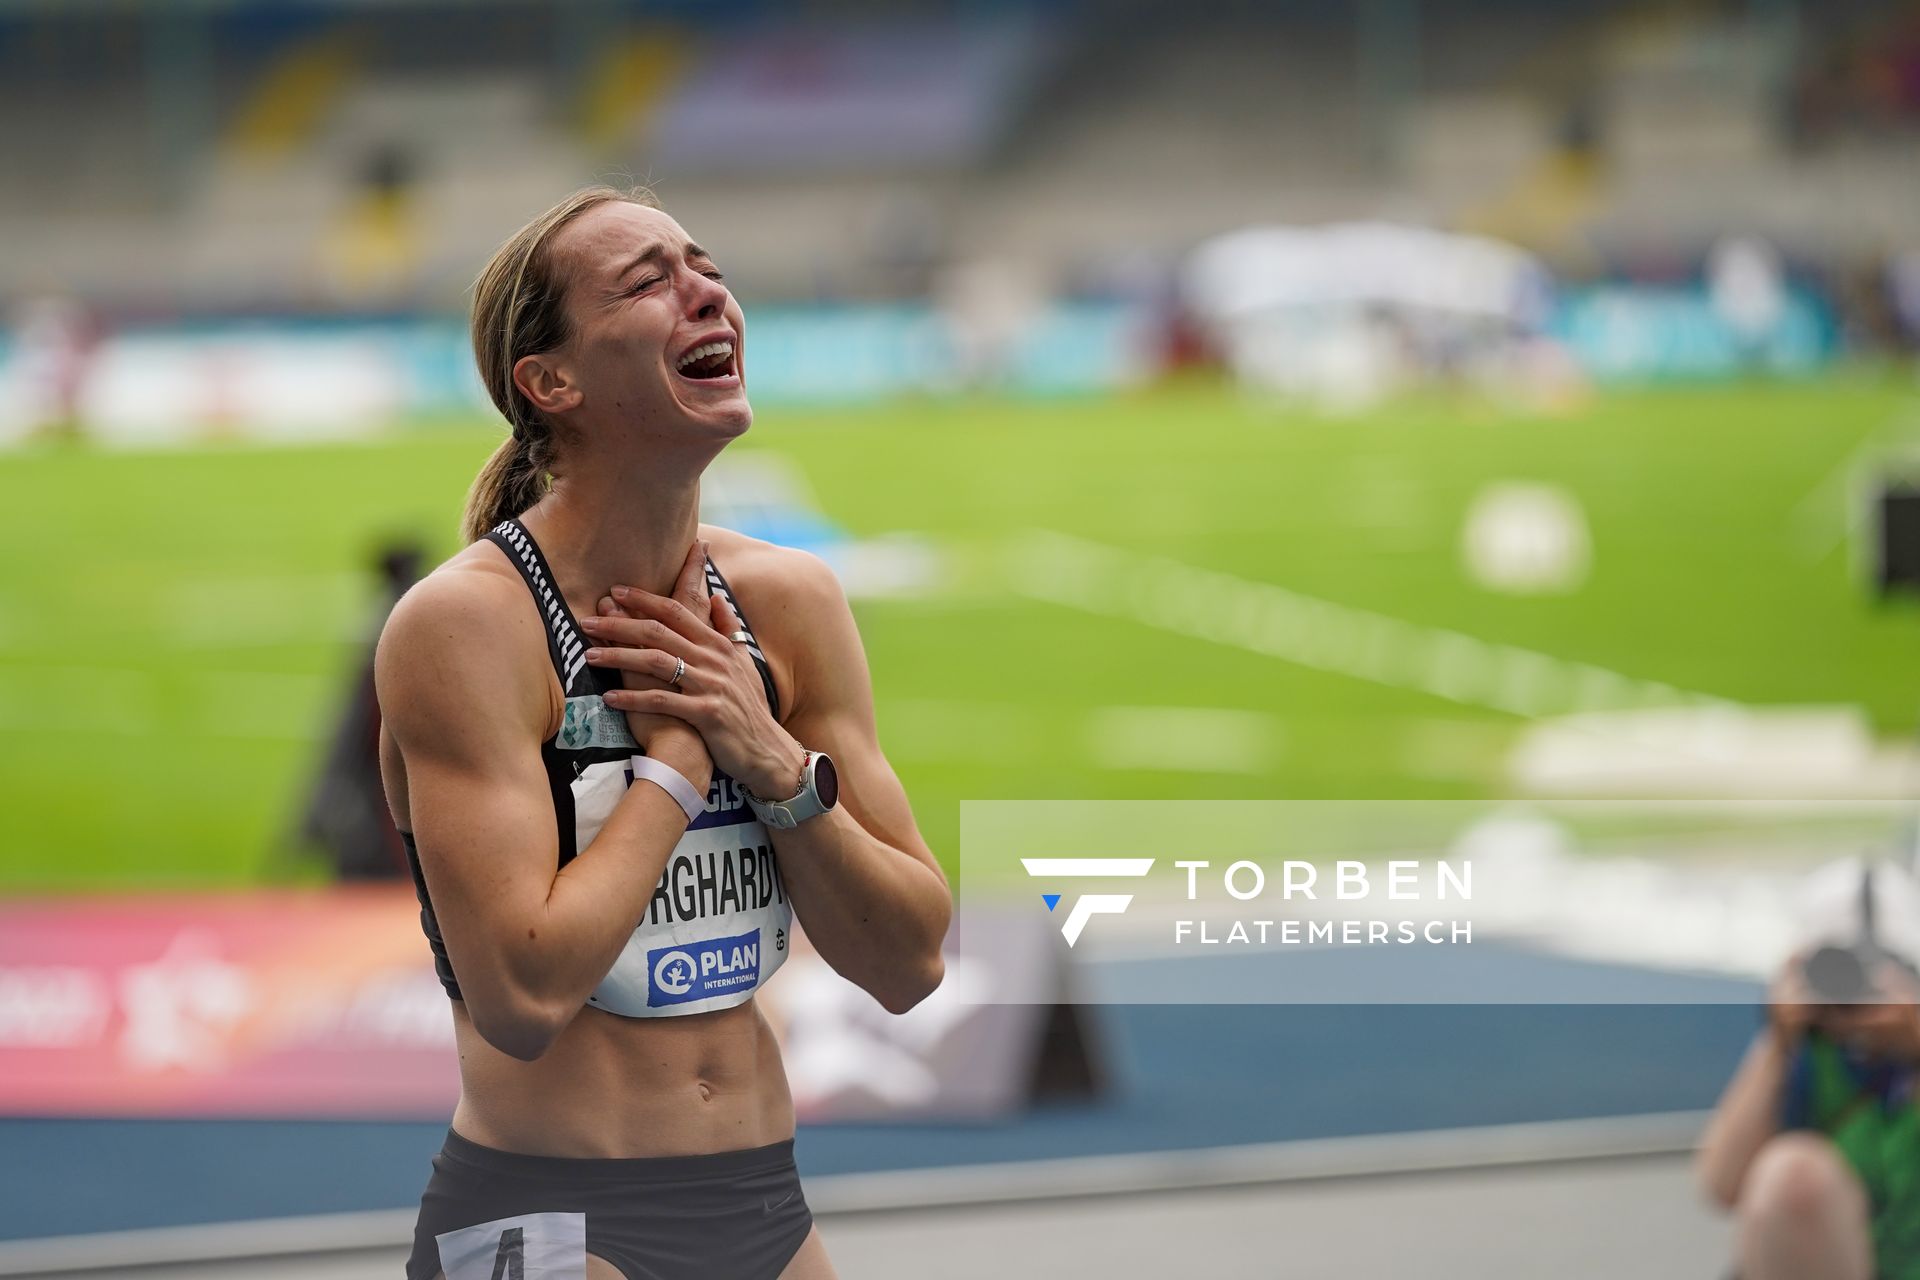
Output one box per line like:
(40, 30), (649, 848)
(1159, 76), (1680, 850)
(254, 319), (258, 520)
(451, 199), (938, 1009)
(400, 517), (791, 1019)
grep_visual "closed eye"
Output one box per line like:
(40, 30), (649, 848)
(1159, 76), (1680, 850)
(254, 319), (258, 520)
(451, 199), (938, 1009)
(628, 275), (664, 295)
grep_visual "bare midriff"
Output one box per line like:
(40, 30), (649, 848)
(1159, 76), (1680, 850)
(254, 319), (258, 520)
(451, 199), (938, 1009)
(446, 994), (796, 1157)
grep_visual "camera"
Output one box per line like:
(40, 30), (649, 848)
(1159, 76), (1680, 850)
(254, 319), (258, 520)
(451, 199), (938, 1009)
(1794, 857), (1920, 1006)
(1803, 942), (1883, 1003)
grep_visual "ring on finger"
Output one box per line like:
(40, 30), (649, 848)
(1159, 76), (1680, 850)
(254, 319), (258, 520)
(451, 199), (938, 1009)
(668, 656), (686, 688)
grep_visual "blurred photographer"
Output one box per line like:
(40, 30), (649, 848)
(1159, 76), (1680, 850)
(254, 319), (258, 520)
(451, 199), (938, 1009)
(1698, 859), (1920, 1280)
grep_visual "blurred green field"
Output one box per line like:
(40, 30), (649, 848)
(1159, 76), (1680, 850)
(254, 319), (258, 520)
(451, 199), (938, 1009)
(3, 373), (1919, 893)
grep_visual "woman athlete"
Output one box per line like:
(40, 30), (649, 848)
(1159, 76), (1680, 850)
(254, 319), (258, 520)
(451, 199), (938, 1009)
(374, 185), (952, 1280)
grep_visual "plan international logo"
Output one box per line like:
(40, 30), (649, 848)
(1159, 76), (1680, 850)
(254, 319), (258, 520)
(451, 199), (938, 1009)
(1022, 858), (1155, 946)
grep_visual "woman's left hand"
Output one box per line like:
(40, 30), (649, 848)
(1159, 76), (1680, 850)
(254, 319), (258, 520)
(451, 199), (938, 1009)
(581, 564), (803, 801)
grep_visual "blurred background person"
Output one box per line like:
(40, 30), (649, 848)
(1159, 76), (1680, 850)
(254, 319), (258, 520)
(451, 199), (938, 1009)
(1698, 859), (1920, 1280)
(0, 295), (95, 446)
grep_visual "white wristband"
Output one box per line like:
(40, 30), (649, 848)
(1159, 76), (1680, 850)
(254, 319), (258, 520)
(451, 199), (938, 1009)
(628, 755), (706, 825)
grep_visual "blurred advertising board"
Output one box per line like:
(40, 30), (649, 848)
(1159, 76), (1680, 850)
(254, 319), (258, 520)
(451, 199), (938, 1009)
(0, 891), (1081, 1122)
(0, 304), (1155, 448)
(1550, 284), (1837, 380)
(0, 888), (455, 1117)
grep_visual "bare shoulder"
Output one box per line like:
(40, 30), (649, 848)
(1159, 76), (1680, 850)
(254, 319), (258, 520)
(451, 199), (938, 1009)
(375, 543), (561, 750)
(697, 524), (851, 718)
(698, 524), (844, 621)
(378, 542), (536, 664)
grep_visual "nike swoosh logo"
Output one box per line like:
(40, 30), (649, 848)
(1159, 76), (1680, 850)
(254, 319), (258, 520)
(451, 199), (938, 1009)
(763, 1190), (797, 1214)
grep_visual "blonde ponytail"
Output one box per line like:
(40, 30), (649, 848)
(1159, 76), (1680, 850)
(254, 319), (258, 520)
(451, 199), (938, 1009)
(460, 432), (549, 544)
(459, 183), (661, 543)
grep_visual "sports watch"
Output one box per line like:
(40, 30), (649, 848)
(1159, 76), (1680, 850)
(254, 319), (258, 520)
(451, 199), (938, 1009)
(743, 749), (838, 829)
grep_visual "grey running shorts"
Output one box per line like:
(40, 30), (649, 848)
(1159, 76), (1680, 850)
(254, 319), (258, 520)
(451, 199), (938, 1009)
(406, 1128), (814, 1279)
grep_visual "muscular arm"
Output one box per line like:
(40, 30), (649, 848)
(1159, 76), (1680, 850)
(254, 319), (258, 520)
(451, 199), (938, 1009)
(374, 568), (707, 1060)
(753, 551), (951, 1014)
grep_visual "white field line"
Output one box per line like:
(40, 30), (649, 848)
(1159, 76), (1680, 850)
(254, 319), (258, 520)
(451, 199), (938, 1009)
(1789, 407), (1920, 560)
(1013, 530), (1735, 720)
(0, 678), (1293, 773)
(877, 697), (1289, 776)
(0, 573), (372, 654)
(1086, 704), (1280, 774)
(0, 665), (333, 741)
(165, 572), (372, 649)
(0, 665), (162, 736)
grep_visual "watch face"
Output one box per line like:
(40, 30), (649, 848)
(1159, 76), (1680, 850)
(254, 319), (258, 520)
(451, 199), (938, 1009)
(813, 753), (839, 809)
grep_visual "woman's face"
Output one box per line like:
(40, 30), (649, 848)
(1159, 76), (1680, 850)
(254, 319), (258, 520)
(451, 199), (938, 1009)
(543, 201), (750, 442)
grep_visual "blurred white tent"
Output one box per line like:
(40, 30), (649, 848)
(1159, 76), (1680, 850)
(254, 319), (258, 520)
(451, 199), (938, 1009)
(1182, 222), (1563, 409)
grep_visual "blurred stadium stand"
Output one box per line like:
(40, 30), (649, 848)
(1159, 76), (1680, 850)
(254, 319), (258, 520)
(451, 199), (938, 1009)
(0, 0), (1915, 315)
(0, 0), (1912, 442)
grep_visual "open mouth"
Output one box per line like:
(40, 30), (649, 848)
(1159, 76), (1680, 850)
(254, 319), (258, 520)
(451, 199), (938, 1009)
(674, 340), (736, 381)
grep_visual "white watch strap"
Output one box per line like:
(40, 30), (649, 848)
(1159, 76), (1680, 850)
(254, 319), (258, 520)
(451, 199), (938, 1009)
(745, 793), (796, 830)
(745, 751), (828, 829)
(628, 755), (705, 825)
